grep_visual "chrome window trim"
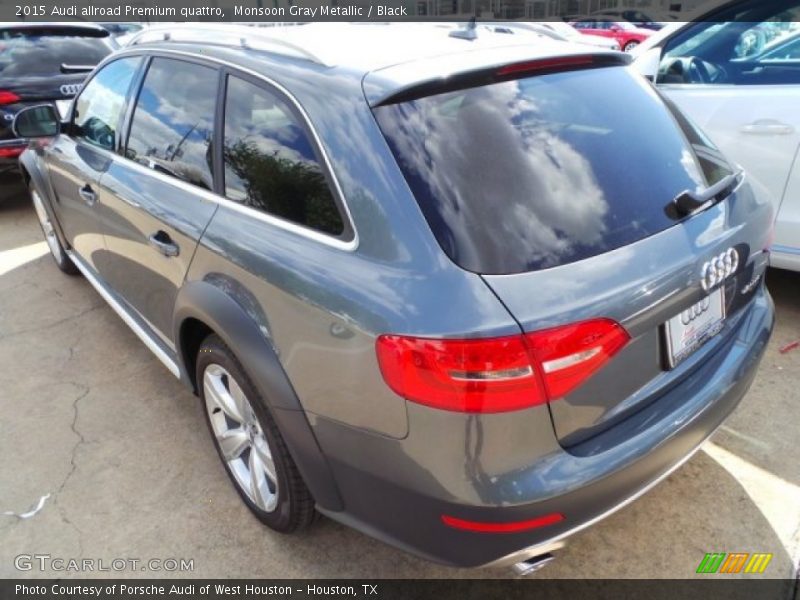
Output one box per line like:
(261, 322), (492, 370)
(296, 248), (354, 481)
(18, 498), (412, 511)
(89, 47), (359, 253)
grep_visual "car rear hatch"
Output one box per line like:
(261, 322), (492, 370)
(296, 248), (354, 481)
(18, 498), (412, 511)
(0, 25), (113, 147)
(370, 52), (773, 447)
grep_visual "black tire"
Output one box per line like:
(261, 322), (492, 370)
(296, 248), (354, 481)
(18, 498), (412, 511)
(624, 41), (640, 52)
(29, 183), (79, 276)
(196, 333), (317, 533)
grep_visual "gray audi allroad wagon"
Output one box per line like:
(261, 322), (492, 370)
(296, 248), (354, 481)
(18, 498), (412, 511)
(14, 23), (774, 573)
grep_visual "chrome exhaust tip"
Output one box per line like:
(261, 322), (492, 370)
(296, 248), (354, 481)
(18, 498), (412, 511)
(510, 552), (556, 576)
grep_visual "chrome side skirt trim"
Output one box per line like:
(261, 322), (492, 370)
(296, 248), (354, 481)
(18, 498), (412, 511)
(484, 431), (715, 569)
(67, 251), (181, 379)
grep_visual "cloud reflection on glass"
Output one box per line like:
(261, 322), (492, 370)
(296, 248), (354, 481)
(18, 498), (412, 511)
(375, 66), (726, 275)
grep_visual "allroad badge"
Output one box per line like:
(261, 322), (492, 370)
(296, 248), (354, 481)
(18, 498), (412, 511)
(700, 248), (739, 292)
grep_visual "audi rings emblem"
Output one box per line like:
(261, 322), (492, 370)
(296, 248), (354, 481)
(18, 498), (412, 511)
(681, 296), (711, 325)
(700, 248), (739, 292)
(60, 84), (82, 96)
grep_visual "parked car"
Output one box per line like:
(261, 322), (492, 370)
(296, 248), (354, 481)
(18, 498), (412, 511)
(0, 23), (116, 202)
(633, 0), (800, 271)
(99, 22), (146, 38)
(570, 17), (654, 52)
(107, 22), (151, 48)
(535, 21), (622, 51)
(16, 22), (773, 572)
(591, 8), (666, 30)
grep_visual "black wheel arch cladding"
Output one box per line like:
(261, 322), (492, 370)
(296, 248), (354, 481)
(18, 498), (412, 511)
(173, 280), (344, 511)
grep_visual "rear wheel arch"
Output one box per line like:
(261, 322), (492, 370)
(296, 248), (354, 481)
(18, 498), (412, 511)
(173, 280), (344, 511)
(179, 317), (214, 394)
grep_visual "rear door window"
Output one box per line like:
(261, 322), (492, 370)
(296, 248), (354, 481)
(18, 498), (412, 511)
(373, 65), (732, 275)
(125, 58), (218, 191)
(222, 75), (345, 237)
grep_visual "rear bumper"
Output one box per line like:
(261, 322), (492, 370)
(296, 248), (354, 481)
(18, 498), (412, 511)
(312, 287), (774, 568)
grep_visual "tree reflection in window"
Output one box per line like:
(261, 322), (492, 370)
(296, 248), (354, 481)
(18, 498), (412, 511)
(223, 76), (344, 236)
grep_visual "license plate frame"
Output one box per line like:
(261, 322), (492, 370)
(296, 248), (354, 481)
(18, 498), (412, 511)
(664, 288), (726, 369)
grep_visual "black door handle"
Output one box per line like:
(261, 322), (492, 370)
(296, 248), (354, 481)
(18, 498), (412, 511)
(147, 231), (180, 257)
(78, 184), (97, 206)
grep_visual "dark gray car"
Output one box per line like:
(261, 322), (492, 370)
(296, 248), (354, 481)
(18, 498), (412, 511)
(15, 23), (774, 573)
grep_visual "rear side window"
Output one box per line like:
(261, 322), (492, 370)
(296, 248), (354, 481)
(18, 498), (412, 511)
(0, 30), (112, 77)
(374, 66), (732, 275)
(222, 75), (344, 236)
(126, 58), (218, 191)
(73, 57), (141, 151)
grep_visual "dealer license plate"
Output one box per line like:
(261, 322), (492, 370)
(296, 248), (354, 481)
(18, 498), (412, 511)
(665, 288), (725, 368)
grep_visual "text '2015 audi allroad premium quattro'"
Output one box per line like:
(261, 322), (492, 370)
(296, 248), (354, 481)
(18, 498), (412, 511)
(15, 23), (774, 573)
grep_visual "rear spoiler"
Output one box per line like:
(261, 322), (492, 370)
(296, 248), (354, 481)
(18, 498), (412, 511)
(60, 64), (96, 74)
(372, 53), (632, 107)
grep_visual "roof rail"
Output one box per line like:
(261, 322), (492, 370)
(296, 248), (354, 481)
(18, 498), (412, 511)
(127, 25), (331, 67)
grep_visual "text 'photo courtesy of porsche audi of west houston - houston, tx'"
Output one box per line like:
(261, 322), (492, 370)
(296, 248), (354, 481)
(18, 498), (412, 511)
(13, 22), (774, 573)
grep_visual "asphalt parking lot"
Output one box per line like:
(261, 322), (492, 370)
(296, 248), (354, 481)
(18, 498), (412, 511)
(0, 192), (798, 584)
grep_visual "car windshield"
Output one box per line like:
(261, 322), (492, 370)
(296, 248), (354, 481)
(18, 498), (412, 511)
(0, 29), (112, 77)
(374, 66), (733, 275)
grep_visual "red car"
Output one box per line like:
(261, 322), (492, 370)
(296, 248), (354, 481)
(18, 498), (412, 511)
(570, 17), (654, 52)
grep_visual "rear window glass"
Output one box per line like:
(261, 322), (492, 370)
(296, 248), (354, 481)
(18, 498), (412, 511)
(374, 66), (732, 275)
(0, 30), (112, 77)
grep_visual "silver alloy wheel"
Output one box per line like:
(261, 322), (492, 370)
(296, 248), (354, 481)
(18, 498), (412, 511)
(624, 41), (640, 52)
(31, 189), (64, 263)
(203, 364), (279, 512)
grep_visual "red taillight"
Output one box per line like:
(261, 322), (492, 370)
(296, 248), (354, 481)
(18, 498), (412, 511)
(525, 319), (629, 400)
(441, 512), (564, 533)
(375, 319), (629, 413)
(0, 90), (21, 106)
(375, 334), (546, 413)
(0, 145), (25, 158)
(496, 56), (596, 77)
